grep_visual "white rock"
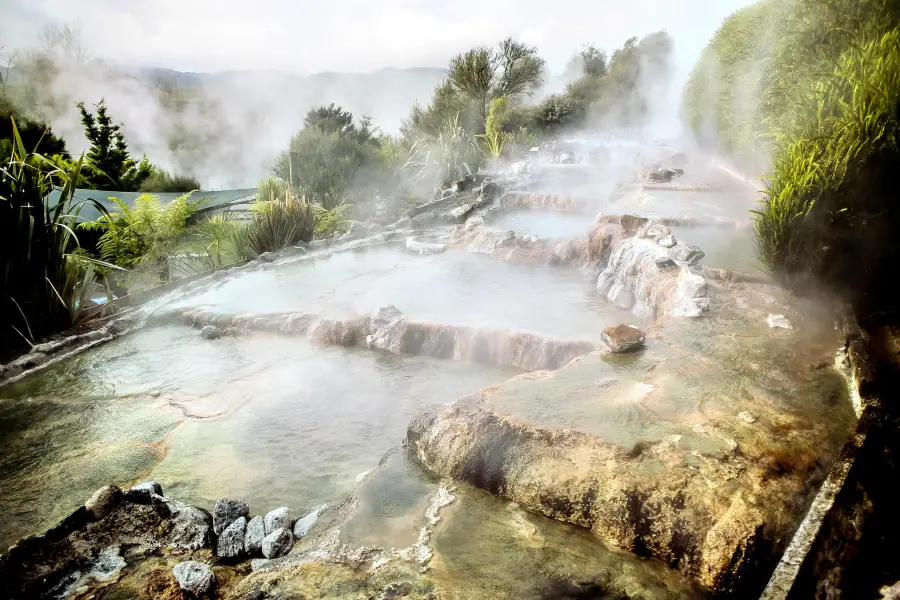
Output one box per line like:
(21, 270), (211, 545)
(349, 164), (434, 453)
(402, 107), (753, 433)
(261, 527), (293, 559)
(767, 314), (793, 329)
(264, 507), (291, 535)
(738, 411), (757, 424)
(293, 504), (328, 539)
(244, 515), (265, 554)
(658, 235), (677, 248)
(173, 561), (215, 596)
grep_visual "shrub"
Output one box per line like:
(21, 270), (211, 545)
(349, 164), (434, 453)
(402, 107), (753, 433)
(404, 114), (482, 190)
(1, 118), (112, 352)
(247, 179), (314, 254)
(312, 203), (350, 239)
(139, 169), (201, 193)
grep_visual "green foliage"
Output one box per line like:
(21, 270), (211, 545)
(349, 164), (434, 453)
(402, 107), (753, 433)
(404, 114), (482, 189)
(477, 96), (510, 158)
(192, 213), (251, 268)
(248, 179), (314, 254)
(401, 80), (476, 137)
(81, 192), (203, 269)
(507, 126), (537, 155)
(273, 105), (382, 210)
(139, 169), (201, 193)
(77, 98), (152, 191)
(446, 38), (545, 126)
(312, 202), (350, 239)
(1, 117), (114, 352)
(532, 92), (588, 133)
(1, 102), (68, 163)
(753, 28), (900, 305)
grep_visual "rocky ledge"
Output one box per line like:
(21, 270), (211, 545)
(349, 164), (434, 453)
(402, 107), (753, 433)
(156, 305), (597, 372)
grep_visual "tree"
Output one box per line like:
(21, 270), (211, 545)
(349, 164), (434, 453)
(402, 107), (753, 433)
(447, 38), (545, 127)
(1, 102), (68, 162)
(580, 45), (609, 78)
(78, 98), (152, 191)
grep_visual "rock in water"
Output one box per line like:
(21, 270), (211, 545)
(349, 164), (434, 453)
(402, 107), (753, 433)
(85, 485), (121, 520)
(668, 243), (705, 265)
(213, 497), (249, 535)
(173, 561), (215, 596)
(293, 504), (328, 539)
(244, 515), (265, 554)
(125, 481), (163, 504)
(601, 324), (646, 353)
(261, 527), (293, 559)
(654, 256), (677, 269)
(216, 516), (246, 558)
(200, 325), (222, 340)
(767, 314), (793, 329)
(264, 507), (291, 535)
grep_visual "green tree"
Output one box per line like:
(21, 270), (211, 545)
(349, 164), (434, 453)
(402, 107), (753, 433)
(447, 38), (545, 126)
(77, 98), (152, 191)
(1, 101), (68, 163)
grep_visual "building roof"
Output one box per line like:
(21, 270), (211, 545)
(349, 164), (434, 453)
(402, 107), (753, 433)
(46, 188), (257, 222)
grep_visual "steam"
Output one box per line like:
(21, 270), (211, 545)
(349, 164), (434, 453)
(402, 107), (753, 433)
(1, 0), (757, 188)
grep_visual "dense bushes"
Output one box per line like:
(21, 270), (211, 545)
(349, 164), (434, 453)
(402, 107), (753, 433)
(248, 178), (314, 254)
(685, 0), (900, 313)
(1, 121), (107, 353)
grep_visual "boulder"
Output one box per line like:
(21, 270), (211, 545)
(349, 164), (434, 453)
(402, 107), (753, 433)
(657, 235), (677, 248)
(245, 515), (265, 554)
(293, 504), (328, 539)
(264, 507), (291, 535)
(216, 516), (247, 559)
(173, 561), (215, 596)
(125, 481), (163, 504)
(258, 252), (277, 263)
(165, 500), (214, 550)
(261, 527), (293, 559)
(200, 325), (222, 340)
(448, 204), (474, 223)
(654, 256), (677, 269)
(600, 324), (646, 353)
(85, 485), (122, 520)
(213, 497), (249, 535)
(636, 221), (671, 241)
(668, 243), (705, 265)
(610, 286), (635, 310)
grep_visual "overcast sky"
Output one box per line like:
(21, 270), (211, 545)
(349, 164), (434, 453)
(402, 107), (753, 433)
(3, 0), (754, 75)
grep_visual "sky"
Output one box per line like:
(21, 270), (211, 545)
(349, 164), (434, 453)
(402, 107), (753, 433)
(2, 0), (755, 75)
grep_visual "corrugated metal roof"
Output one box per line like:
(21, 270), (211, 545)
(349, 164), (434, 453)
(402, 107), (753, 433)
(46, 188), (256, 221)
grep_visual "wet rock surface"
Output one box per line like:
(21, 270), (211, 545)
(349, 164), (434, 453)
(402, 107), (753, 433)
(601, 324), (646, 353)
(85, 485), (122, 520)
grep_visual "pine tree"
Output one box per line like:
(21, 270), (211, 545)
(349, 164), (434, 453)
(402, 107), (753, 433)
(77, 99), (151, 190)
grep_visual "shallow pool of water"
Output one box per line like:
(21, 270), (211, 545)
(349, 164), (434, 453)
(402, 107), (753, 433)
(0, 325), (518, 549)
(178, 247), (636, 342)
(611, 189), (757, 223)
(492, 211), (594, 239)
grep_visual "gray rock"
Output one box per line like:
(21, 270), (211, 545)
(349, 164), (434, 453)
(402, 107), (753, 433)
(250, 558), (271, 571)
(657, 235), (677, 248)
(173, 561), (215, 596)
(601, 324), (647, 353)
(448, 203), (474, 223)
(85, 485), (121, 520)
(213, 497), (249, 535)
(293, 504), (328, 539)
(167, 501), (214, 550)
(200, 325), (222, 340)
(264, 507), (291, 535)
(244, 515), (265, 554)
(258, 251), (277, 262)
(125, 481), (163, 504)
(261, 527), (293, 559)
(668, 244), (705, 265)
(216, 515), (246, 559)
(377, 582), (415, 599)
(655, 256), (677, 269)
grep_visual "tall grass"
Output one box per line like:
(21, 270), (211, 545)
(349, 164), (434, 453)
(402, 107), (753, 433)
(248, 178), (314, 254)
(753, 28), (900, 305)
(0, 118), (113, 353)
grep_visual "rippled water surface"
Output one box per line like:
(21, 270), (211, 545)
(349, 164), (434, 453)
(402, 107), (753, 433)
(0, 325), (518, 549)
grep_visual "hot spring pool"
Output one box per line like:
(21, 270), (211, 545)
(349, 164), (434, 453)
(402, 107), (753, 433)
(176, 246), (637, 342)
(0, 324), (518, 549)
